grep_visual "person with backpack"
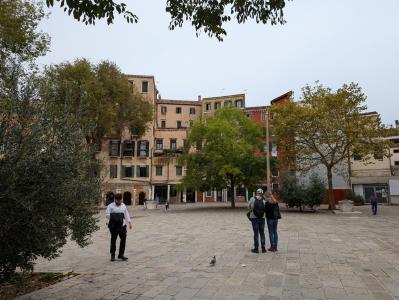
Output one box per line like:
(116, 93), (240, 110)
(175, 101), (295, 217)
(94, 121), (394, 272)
(265, 192), (281, 252)
(248, 188), (266, 253)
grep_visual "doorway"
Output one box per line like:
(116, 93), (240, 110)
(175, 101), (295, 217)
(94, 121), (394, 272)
(123, 191), (132, 205)
(364, 185), (389, 203)
(138, 192), (146, 205)
(154, 185), (168, 204)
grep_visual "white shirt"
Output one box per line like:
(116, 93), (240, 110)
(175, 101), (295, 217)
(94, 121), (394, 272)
(105, 202), (132, 226)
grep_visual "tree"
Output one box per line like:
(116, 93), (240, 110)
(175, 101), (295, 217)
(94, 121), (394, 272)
(40, 59), (153, 145)
(304, 173), (325, 209)
(179, 107), (266, 208)
(0, 0), (100, 280)
(271, 82), (389, 210)
(280, 173), (305, 210)
(45, 0), (289, 41)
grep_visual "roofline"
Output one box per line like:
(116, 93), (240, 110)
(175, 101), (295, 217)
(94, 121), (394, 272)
(156, 99), (202, 105)
(125, 74), (155, 79)
(202, 93), (245, 100)
(270, 91), (293, 104)
(245, 106), (268, 110)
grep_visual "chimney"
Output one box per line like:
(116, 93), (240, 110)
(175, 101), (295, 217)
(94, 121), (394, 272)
(198, 95), (201, 101)
(395, 120), (399, 132)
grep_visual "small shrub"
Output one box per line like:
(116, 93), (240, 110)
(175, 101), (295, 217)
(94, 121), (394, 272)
(304, 173), (325, 209)
(280, 173), (306, 210)
(346, 191), (365, 206)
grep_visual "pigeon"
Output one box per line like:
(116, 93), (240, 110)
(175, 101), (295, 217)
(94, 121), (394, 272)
(209, 256), (216, 266)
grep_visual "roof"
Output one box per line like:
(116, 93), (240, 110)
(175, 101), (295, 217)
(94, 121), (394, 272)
(125, 74), (155, 79)
(202, 93), (245, 100)
(156, 99), (202, 106)
(270, 91), (293, 104)
(245, 106), (268, 111)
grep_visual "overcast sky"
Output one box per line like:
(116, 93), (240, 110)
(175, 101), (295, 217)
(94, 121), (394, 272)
(38, 0), (398, 125)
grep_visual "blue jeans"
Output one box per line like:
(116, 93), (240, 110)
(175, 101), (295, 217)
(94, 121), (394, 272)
(251, 218), (265, 249)
(371, 202), (377, 215)
(267, 219), (278, 248)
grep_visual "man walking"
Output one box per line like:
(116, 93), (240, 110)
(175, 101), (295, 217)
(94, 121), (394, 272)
(106, 193), (132, 261)
(248, 188), (266, 253)
(370, 193), (378, 215)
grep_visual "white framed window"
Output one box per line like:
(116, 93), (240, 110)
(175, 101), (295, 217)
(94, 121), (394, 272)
(141, 81), (148, 93)
(205, 103), (212, 111)
(206, 191), (212, 197)
(261, 111), (266, 121)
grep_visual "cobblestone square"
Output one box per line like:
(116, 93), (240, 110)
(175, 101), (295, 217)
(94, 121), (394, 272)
(20, 204), (399, 300)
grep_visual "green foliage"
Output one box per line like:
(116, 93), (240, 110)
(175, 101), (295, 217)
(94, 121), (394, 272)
(45, 0), (288, 41)
(0, 71), (100, 279)
(280, 173), (305, 210)
(346, 191), (365, 206)
(40, 59), (153, 144)
(179, 108), (266, 207)
(304, 173), (326, 209)
(271, 82), (389, 209)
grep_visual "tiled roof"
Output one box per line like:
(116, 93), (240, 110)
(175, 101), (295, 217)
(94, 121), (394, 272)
(270, 91), (292, 104)
(156, 99), (202, 105)
(202, 93), (245, 100)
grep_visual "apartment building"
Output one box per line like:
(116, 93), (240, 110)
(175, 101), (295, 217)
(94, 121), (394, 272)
(351, 132), (399, 204)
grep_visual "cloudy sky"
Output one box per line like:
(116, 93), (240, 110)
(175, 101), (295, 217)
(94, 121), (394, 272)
(38, 0), (399, 125)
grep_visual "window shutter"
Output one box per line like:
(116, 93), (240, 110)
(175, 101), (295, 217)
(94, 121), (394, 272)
(136, 165), (140, 177)
(121, 166), (125, 178)
(137, 141), (141, 156)
(131, 141), (135, 156)
(146, 165), (149, 177)
(145, 141), (149, 157)
(109, 141), (112, 156)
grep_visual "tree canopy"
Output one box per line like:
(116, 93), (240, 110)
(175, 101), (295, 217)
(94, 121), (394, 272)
(271, 82), (389, 209)
(40, 59), (153, 145)
(45, 0), (289, 41)
(179, 107), (267, 208)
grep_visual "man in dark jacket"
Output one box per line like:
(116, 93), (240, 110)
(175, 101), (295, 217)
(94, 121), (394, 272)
(265, 192), (280, 252)
(248, 188), (266, 253)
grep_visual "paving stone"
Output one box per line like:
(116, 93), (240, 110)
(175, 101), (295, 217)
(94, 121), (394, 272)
(17, 204), (399, 300)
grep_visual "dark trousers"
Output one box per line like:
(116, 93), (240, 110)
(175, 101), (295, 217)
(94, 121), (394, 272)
(371, 202), (377, 215)
(109, 225), (127, 257)
(251, 218), (265, 249)
(267, 219), (278, 248)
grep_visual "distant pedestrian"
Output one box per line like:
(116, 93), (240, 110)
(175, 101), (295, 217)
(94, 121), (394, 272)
(143, 198), (147, 209)
(105, 193), (132, 261)
(370, 193), (378, 215)
(248, 188), (266, 253)
(155, 195), (160, 208)
(265, 192), (281, 252)
(165, 199), (170, 212)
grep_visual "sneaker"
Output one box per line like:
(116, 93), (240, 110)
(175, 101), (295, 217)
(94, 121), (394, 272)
(251, 248), (259, 253)
(261, 247), (267, 253)
(118, 255), (128, 261)
(110, 255), (115, 262)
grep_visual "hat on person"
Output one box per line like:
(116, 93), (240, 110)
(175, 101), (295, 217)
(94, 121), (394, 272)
(256, 188), (264, 194)
(114, 193), (122, 200)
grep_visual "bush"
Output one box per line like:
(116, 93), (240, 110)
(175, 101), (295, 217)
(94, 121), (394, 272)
(280, 173), (306, 210)
(346, 191), (364, 205)
(304, 173), (325, 209)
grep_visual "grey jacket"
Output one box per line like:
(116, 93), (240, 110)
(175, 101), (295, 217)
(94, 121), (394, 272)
(248, 196), (265, 219)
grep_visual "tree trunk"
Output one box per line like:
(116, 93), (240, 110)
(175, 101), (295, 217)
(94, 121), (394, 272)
(230, 176), (235, 208)
(327, 167), (335, 210)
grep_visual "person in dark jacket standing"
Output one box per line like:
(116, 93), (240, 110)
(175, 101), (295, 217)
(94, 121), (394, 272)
(265, 192), (280, 252)
(105, 193), (132, 261)
(248, 188), (266, 253)
(370, 193), (378, 215)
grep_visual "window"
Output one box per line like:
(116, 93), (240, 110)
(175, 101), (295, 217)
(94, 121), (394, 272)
(110, 165), (118, 178)
(270, 112), (275, 120)
(177, 121), (182, 128)
(155, 139), (163, 150)
(206, 191), (212, 197)
(261, 111), (266, 121)
(176, 107), (182, 114)
(235, 99), (243, 108)
(129, 81), (135, 91)
(137, 141), (149, 157)
(272, 169), (279, 177)
(224, 101), (232, 107)
(214, 102), (221, 110)
(141, 81), (148, 93)
(236, 187), (246, 197)
(170, 139), (177, 150)
(122, 140), (134, 156)
(263, 143), (268, 152)
(189, 120), (193, 127)
(205, 103), (212, 111)
(136, 165), (149, 177)
(121, 166), (133, 178)
(161, 106), (167, 114)
(271, 144), (277, 157)
(246, 113), (251, 118)
(176, 166), (182, 176)
(161, 120), (166, 128)
(170, 186), (177, 197)
(109, 141), (120, 157)
(190, 107), (196, 114)
(395, 161), (399, 166)
(272, 183), (279, 192)
(156, 166), (162, 176)
(394, 149), (399, 153)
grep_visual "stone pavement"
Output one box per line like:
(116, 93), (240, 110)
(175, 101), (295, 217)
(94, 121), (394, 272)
(19, 203), (399, 300)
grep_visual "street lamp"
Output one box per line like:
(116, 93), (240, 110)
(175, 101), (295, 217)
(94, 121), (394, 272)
(265, 109), (271, 193)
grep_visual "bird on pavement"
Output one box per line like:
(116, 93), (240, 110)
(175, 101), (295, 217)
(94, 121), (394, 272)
(209, 256), (216, 266)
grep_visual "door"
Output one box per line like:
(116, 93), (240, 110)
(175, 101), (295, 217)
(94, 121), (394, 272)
(186, 190), (195, 203)
(364, 185), (389, 203)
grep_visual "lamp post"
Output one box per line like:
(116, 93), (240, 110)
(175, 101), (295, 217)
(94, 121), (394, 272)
(265, 109), (271, 193)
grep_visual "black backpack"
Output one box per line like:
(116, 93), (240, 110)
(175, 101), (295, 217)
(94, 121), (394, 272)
(253, 197), (265, 218)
